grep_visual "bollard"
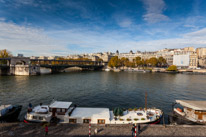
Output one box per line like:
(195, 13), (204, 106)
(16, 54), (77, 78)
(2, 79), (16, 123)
(89, 120), (91, 137)
(135, 123), (137, 137)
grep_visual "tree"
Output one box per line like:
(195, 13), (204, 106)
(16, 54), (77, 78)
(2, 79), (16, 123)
(148, 57), (158, 67)
(158, 57), (167, 67)
(0, 49), (12, 58)
(134, 57), (142, 67)
(141, 59), (148, 68)
(108, 56), (121, 68)
(167, 65), (178, 71)
(0, 49), (12, 64)
(120, 57), (128, 67)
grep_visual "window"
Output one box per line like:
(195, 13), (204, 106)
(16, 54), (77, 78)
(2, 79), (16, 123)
(33, 116), (37, 119)
(98, 119), (105, 124)
(57, 108), (61, 112)
(39, 117), (43, 120)
(69, 119), (77, 123)
(83, 119), (90, 123)
(62, 109), (65, 112)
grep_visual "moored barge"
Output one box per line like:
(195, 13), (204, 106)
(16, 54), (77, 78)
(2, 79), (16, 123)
(170, 100), (206, 125)
(0, 105), (22, 122)
(25, 100), (163, 124)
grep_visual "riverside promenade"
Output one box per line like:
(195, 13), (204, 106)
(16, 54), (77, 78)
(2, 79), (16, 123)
(1, 123), (206, 137)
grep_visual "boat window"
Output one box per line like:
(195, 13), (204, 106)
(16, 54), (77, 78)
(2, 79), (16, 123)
(137, 113), (143, 116)
(69, 119), (77, 123)
(57, 108), (61, 112)
(33, 116), (38, 119)
(62, 109), (65, 112)
(83, 119), (90, 123)
(148, 112), (154, 117)
(98, 119), (105, 124)
(39, 117), (43, 120)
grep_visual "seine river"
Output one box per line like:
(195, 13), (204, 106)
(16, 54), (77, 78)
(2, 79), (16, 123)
(1, 71), (206, 122)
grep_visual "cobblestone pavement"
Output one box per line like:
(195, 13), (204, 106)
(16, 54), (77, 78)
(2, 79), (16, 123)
(1, 123), (206, 137)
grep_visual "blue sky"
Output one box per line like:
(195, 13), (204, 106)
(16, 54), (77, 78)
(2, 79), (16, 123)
(0, 0), (206, 56)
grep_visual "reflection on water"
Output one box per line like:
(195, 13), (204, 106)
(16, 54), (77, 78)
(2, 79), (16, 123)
(0, 71), (206, 121)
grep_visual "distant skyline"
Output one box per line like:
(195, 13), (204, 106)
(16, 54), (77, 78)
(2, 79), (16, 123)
(1, 0), (206, 56)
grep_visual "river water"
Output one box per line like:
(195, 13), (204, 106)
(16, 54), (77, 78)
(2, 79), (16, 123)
(1, 71), (206, 122)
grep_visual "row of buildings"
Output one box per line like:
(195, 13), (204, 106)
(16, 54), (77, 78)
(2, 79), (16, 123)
(30, 47), (206, 69)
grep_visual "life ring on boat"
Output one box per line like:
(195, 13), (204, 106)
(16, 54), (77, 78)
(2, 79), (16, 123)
(176, 108), (182, 112)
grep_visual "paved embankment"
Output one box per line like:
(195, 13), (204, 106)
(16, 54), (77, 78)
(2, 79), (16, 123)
(1, 123), (206, 137)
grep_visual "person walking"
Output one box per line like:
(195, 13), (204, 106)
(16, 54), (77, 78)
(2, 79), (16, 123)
(131, 124), (135, 137)
(45, 125), (48, 136)
(94, 128), (98, 135)
(138, 124), (141, 134)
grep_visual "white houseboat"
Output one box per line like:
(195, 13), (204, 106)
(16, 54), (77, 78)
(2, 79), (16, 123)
(170, 100), (206, 125)
(25, 100), (163, 124)
(25, 104), (52, 122)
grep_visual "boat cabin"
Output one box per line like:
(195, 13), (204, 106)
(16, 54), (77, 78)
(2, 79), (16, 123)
(175, 100), (206, 122)
(25, 105), (52, 122)
(49, 101), (72, 119)
(64, 107), (110, 124)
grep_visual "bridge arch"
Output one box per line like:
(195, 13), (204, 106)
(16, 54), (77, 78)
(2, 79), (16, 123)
(16, 60), (26, 65)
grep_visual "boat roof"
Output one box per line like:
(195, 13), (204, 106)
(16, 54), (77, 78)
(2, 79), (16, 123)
(0, 105), (12, 116)
(49, 101), (72, 109)
(69, 107), (110, 119)
(176, 100), (206, 110)
(0, 105), (12, 111)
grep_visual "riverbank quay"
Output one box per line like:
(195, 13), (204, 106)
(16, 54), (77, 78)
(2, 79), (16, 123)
(1, 123), (206, 137)
(118, 67), (206, 74)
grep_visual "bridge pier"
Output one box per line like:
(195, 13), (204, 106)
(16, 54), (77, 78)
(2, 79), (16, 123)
(0, 67), (10, 75)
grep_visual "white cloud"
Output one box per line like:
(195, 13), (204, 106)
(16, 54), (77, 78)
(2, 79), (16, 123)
(1, 20), (206, 57)
(47, 27), (206, 53)
(128, 28), (206, 51)
(118, 18), (133, 28)
(141, 0), (169, 23)
(113, 13), (133, 28)
(0, 18), (5, 21)
(63, 1), (93, 19)
(184, 28), (206, 38)
(0, 0), (5, 3)
(0, 21), (70, 56)
(15, 0), (35, 5)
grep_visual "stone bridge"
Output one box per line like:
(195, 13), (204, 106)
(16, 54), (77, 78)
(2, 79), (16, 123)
(0, 57), (105, 75)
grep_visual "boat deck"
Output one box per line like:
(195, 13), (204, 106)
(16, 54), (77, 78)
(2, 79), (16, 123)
(110, 109), (159, 124)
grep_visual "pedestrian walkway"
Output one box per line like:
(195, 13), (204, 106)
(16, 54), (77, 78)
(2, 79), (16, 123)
(1, 123), (206, 137)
